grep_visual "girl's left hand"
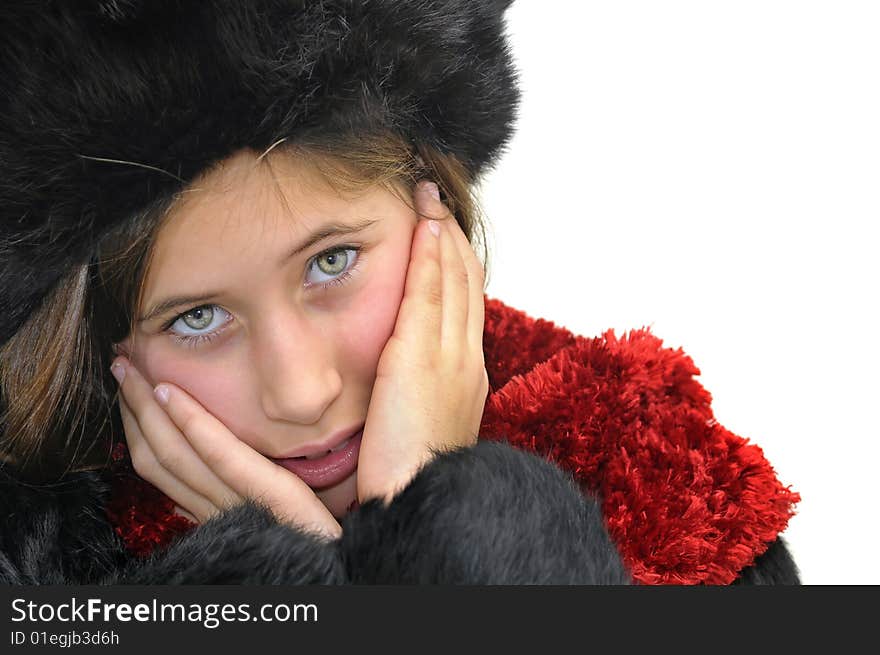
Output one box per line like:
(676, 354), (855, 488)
(355, 181), (490, 505)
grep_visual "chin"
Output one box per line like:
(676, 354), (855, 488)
(316, 469), (359, 519)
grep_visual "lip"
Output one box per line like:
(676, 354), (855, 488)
(271, 428), (363, 489)
(274, 423), (366, 460)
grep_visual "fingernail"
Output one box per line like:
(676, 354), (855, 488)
(428, 220), (441, 237)
(422, 181), (440, 201)
(154, 384), (170, 406)
(110, 359), (126, 385)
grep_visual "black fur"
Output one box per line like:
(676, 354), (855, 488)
(341, 440), (631, 584)
(0, 464), (125, 584)
(1, 441), (631, 584)
(732, 537), (801, 585)
(0, 0), (520, 344)
(0, 439), (798, 585)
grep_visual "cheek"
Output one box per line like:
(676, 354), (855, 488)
(133, 347), (254, 440)
(332, 244), (410, 372)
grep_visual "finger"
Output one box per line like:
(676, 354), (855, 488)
(153, 382), (340, 538)
(414, 181), (486, 358)
(118, 392), (220, 521)
(114, 357), (239, 512)
(412, 180), (452, 222)
(414, 182), (469, 353)
(392, 182), (444, 353)
(443, 213), (487, 358)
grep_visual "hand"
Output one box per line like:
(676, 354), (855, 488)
(109, 358), (342, 539)
(356, 180), (490, 505)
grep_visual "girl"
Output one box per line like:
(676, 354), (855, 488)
(0, 0), (798, 584)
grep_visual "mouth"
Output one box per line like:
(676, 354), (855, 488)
(291, 435), (356, 460)
(277, 422), (366, 460)
(270, 426), (364, 489)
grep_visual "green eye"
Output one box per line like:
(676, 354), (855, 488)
(307, 246), (363, 289)
(315, 249), (349, 276)
(165, 305), (232, 348)
(181, 306), (214, 330)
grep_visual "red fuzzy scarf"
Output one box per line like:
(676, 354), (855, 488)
(106, 296), (799, 584)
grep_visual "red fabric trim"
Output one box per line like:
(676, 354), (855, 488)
(106, 443), (196, 559)
(105, 296), (799, 584)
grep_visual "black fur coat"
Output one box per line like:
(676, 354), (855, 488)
(0, 440), (797, 585)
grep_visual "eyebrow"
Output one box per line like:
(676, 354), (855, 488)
(138, 217), (379, 324)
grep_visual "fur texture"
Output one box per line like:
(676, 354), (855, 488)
(0, 465), (124, 584)
(342, 440), (629, 584)
(0, 0), (519, 344)
(731, 537), (801, 585)
(480, 298), (801, 584)
(1, 440), (630, 584)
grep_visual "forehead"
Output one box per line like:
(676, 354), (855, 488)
(156, 149), (344, 246)
(141, 148), (401, 299)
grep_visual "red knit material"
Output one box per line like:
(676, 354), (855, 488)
(105, 296), (799, 583)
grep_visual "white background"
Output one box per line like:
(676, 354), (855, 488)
(480, 1), (879, 584)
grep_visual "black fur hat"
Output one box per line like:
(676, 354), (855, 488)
(0, 0), (519, 346)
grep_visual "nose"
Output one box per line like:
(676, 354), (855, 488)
(255, 309), (342, 425)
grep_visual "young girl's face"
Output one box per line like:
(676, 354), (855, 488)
(118, 149), (418, 518)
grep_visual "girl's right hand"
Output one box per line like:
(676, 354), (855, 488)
(109, 357), (342, 540)
(355, 181), (489, 505)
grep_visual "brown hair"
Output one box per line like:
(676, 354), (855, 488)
(0, 132), (491, 481)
